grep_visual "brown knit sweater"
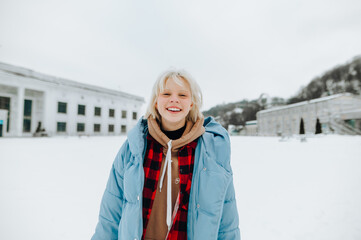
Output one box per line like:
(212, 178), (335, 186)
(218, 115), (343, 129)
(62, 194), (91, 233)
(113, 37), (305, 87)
(144, 117), (205, 240)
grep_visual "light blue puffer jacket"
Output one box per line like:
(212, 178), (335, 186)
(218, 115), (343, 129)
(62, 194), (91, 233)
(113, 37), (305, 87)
(92, 117), (240, 240)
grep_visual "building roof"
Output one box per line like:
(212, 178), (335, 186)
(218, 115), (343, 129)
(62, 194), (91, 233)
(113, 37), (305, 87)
(0, 61), (144, 102)
(258, 93), (358, 114)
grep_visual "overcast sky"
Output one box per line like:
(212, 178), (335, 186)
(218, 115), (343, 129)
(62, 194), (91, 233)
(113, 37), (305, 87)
(1, 0), (361, 111)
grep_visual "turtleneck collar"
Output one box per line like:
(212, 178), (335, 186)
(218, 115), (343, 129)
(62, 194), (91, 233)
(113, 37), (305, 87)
(162, 124), (186, 140)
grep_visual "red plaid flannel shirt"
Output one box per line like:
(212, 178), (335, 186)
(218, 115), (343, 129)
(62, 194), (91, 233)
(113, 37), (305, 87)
(142, 134), (198, 240)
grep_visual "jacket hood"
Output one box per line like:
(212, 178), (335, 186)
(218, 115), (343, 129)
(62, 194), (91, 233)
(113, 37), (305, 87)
(203, 116), (229, 138)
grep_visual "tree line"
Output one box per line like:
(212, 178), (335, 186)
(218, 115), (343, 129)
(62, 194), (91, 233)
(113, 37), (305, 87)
(203, 55), (361, 129)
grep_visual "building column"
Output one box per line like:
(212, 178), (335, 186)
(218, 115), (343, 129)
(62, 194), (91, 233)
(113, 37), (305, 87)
(42, 91), (55, 136)
(42, 91), (49, 133)
(16, 87), (24, 137)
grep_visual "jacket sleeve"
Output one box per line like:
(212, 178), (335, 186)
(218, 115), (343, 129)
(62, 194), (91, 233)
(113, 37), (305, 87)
(218, 176), (241, 240)
(91, 140), (129, 240)
(216, 130), (241, 240)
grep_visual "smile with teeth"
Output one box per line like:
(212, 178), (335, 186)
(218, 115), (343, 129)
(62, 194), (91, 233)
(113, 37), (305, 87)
(167, 107), (181, 112)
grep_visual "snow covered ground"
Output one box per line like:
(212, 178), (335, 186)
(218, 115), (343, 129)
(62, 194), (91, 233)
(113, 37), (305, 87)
(0, 135), (360, 240)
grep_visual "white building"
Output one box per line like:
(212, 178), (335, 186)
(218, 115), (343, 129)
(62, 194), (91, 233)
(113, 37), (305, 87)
(241, 120), (258, 136)
(0, 62), (144, 137)
(257, 93), (361, 136)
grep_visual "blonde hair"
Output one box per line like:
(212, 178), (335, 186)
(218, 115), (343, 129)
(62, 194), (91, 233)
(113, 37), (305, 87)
(144, 69), (203, 123)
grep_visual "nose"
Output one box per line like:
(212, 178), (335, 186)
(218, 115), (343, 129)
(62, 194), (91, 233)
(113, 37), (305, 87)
(169, 94), (179, 103)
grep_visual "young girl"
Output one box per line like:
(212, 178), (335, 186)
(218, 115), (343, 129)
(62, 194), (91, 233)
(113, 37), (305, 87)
(92, 70), (240, 240)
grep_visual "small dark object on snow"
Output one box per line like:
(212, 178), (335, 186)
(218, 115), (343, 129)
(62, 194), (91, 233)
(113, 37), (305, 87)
(33, 121), (48, 137)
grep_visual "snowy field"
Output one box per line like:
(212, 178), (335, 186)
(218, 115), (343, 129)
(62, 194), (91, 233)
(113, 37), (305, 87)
(1, 135), (361, 240)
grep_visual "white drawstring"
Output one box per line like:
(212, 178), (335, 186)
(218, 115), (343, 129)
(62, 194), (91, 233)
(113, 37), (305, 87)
(159, 140), (173, 231)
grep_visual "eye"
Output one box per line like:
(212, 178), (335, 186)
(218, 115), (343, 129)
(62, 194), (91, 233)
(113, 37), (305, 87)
(162, 93), (170, 96)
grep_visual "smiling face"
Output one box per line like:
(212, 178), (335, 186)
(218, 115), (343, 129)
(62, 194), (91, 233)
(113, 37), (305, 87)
(156, 77), (193, 131)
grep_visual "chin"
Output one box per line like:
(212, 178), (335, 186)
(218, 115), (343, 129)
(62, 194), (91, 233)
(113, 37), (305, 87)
(163, 115), (186, 123)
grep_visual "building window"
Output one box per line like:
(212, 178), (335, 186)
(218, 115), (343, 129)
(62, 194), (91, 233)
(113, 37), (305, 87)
(132, 112), (137, 120)
(94, 124), (101, 132)
(78, 105), (86, 115)
(121, 125), (126, 133)
(57, 122), (66, 132)
(121, 110), (127, 119)
(58, 102), (67, 113)
(94, 107), (101, 116)
(23, 119), (31, 133)
(24, 99), (32, 117)
(109, 109), (115, 117)
(108, 124), (114, 132)
(77, 123), (85, 132)
(23, 99), (32, 132)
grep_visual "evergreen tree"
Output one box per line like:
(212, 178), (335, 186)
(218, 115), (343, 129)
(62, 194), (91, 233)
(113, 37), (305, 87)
(299, 118), (305, 135)
(315, 118), (322, 134)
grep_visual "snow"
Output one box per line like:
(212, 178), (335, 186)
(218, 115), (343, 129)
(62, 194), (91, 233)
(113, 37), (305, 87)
(1, 135), (361, 240)
(232, 136), (361, 240)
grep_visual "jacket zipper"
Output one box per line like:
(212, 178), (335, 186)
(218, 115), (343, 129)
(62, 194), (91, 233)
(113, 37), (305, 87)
(138, 128), (148, 240)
